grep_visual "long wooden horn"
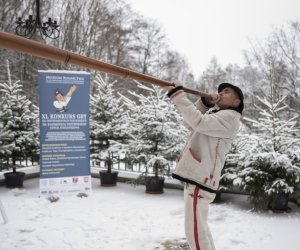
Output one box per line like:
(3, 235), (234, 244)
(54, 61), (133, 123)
(0, 31), (210, 98)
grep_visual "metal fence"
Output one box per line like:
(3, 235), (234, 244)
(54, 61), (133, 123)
(0, 153), (175, 176)
(90, 153), (175, 176)
(0, 156), (39, 172)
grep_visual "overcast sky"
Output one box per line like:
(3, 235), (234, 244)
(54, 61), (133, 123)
(127, 0), (300, 78)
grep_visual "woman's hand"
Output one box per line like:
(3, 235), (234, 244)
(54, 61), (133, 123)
(162, 83), (177, 91)
(163, 86), (175, 91)
(205, 93), (220, 106)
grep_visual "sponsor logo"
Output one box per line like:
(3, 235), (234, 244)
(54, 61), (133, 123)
(84, 176), (89, 183)
(49, 190), (59, 194)
(60, 179), (68, 184)
(72, 177), (78, 184)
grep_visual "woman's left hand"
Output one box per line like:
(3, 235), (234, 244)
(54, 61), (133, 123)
(162, 83), (177, 91)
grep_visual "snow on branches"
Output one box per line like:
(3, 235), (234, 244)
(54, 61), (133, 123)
(121, 81), (188, 177)
(0, 61), (39, 164)
(89, 74), (129, 169)
(223, 92), (300, 209)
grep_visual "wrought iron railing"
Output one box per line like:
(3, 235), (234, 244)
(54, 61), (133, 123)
(0, 153), (175, 176)
(90, 153), (175, 176)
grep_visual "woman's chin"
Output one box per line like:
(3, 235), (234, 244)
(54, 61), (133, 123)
(218, 103), (229, 109)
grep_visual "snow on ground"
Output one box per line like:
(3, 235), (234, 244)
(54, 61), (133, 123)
(0, 178), (300, 250)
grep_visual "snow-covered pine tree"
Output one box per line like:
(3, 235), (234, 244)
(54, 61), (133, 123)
(90, 74), (128, 173)
(233, 95), (300, 210)
(121, 82), (188, 180)
(219, 134), (245, 192)
(0, 129), (13, 157)
(220, 123), (252, 191)
(0, 61), (39, 167)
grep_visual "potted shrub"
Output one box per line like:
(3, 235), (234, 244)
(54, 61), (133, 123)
(144, 161), (166, 194)
(129, 155), (170, 194)
(99, 151), (119, 187)
(0, 61), (39, 188)
(90, 75), (128, 186)
(235, 154), (298, 211)
(232, 95), (300, 211)
(122, 83), (188, 194)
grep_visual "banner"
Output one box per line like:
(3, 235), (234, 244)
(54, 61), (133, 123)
(38, 71), (91, 197)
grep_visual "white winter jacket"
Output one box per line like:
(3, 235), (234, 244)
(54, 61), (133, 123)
(169, 87), (241, 193)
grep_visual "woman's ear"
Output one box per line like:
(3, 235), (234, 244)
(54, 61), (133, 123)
(232, 98), (241, 107)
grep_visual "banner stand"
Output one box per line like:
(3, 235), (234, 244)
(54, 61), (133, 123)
(38, 70), (91, 197)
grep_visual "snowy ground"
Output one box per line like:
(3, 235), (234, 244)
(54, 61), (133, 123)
(0, 178), (300, 250)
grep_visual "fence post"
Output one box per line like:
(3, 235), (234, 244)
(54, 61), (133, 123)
(125, 153), (128, 171)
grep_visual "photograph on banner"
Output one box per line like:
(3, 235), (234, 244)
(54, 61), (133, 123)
(38, 71), (91, 197)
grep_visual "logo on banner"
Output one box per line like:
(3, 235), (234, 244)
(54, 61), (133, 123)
(60, 179), (68, 184)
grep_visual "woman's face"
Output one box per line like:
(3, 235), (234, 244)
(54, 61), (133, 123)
(217, 87), (240, 109)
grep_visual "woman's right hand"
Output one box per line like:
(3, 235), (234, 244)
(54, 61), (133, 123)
(207, 93), (220, 105)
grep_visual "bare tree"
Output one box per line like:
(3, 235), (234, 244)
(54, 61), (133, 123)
(1, 0), (195, 101)
(198, 57), (226, 92)
(271, 20), (300, 115)
(243, 44), (295, 134)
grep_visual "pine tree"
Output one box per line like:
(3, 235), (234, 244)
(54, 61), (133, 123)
(0, 61), (39, 166)
(122, 82), (188, 179)
(233, 95), (300, 210)
(90, 74), (128, 173)
(219, 134), (245, 191)
(220, 123), (252, 191)
(0, 130), (13, 157)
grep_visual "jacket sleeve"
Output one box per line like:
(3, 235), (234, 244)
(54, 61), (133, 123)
(194, 97), (215, 114)
(167, 86), (213, 114)
(170, 91), (241, 139)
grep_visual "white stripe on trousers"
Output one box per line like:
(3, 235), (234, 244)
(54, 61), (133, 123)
(184, 184), (216, 250)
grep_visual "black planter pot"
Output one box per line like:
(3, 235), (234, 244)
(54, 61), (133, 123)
(4, 171), (26, 188)
(213, 190), (222, 203)
(100, 170), (118, 186)
(269, 193), (290, 212)
(145, 176), (165, 194)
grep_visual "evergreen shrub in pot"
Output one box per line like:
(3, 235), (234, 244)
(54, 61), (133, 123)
(231, 94), (300, 211)
(122, 83), (188, 194)
(236, 154), (299, 211)
(0, 61), (39, 188)
(90, 75), (128, 186)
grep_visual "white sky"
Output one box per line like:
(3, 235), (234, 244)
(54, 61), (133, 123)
(127, 0), (300, 78)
